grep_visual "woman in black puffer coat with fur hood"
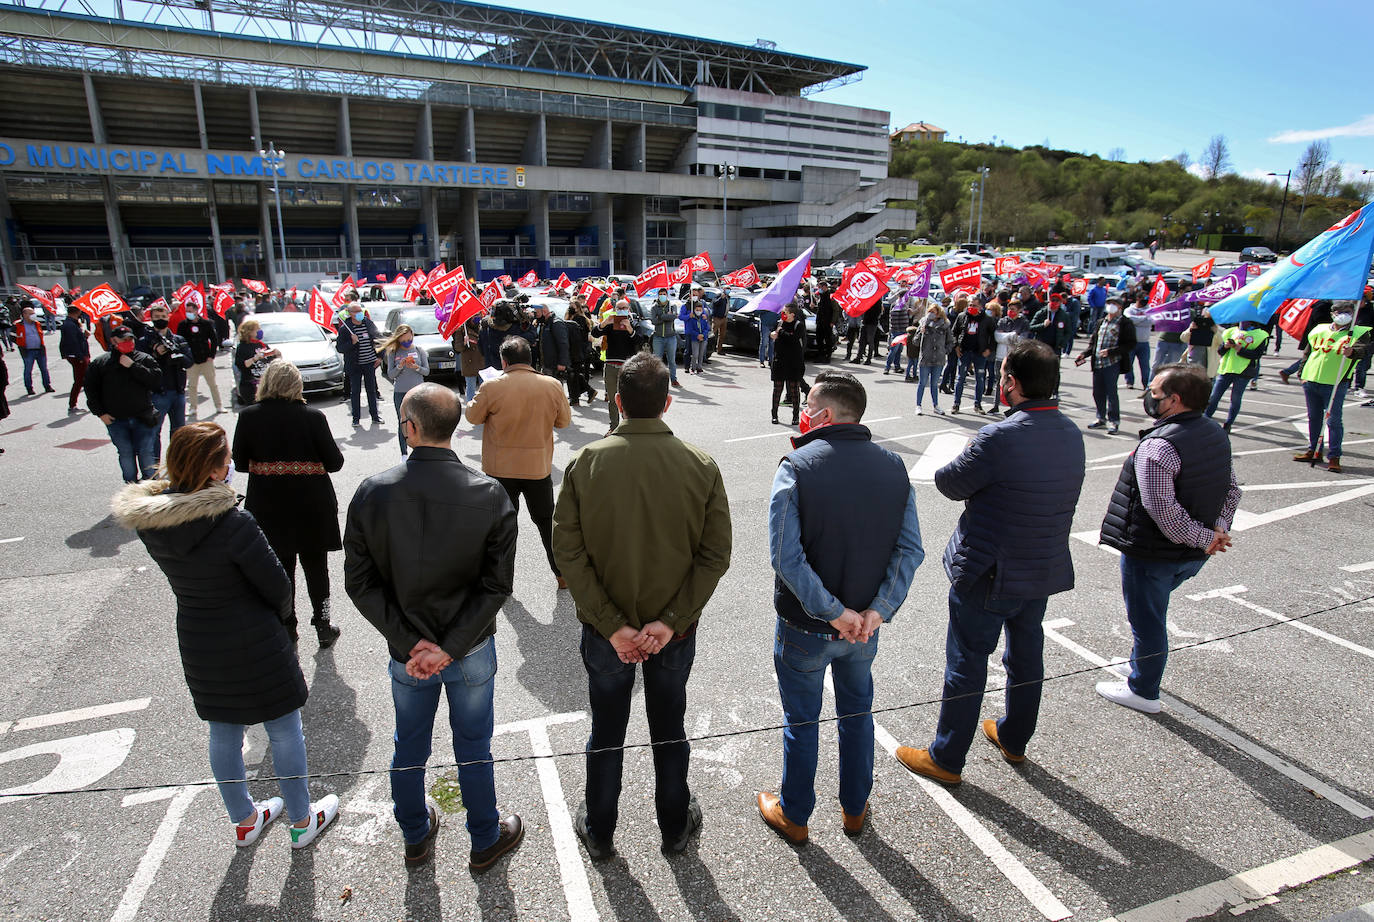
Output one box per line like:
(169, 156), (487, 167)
(113, 421), (338, 850)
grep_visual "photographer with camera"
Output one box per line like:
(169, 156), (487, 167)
(595, 301), (641, 435)
(137, 302), (194, 461)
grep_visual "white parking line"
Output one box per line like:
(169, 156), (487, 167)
(1187, 585), (1374, 660)
(1041, 619), (1373, 820)
(0, 697), (151, 736)
(1094, 828), (1374, 922)
(109, 786), (199, 922)
(1233, 436), (1374, 457)
(0, 537), (23, 544)
(822, 676), (1071, 921)
(527, 721), (598, 922)
(873, 426), (959, 444)
(1229, 484), (1374, 532)
(1085, 412), (1310, 464)
(1340, 561), (1374, 573)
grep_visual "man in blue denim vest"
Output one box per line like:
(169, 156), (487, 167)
(758, 370), (924, 844)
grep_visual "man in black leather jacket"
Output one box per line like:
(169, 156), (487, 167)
(343, 383), (524, 873)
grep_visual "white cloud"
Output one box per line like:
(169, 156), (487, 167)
(1268, 114), (1374, 144)
(1241, 168), (1280, 182)
(1186, 162), (1209, 179)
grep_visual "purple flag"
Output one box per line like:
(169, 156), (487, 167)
(1147, 267), (1247, 331)
(904, 261), (932, 300)
(745, 243), (817, 315)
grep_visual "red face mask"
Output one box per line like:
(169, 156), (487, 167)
(798, 407), (827, 435)
(967, 307), (980, 316)
(114, 340), (136, 354)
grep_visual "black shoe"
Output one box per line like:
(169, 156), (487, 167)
(25, 389), (34, 396)
(312, 619), (341, 649)
(405, 805), (439, 868)
(469, 813), (523, 873)
(1222, 422), (1232, 432)
(771, 414), (781, 425)
(588, 389), (597, 401)
(569, 400), (580, 407)
(1087, 420), (1107, 430)
(791, 414), (799, 427)
(43, 386), (55, 393)
(662, 795), (702, 854)
(573, 803), (615, 860)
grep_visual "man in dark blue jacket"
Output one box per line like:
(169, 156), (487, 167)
(58, 303), (91, 413)
(758, 370), (923, 844)
(896, 340), (1085, 785)
(137, 302), (193, 461)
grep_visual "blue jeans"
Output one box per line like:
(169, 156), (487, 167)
(20, 348), (50, 391)
(774, 618), (879, 825)
(1153, 340), (1186, 375)
(1091, 365), (1121, 425)
(1205, 374), (1248, 426)
(105, 417), (158, 483)
(1119, 555), (1207, 700)
(929, 581), (1048, 774)
(917, 364), (941, 408)
(349, 364), (381, 423)
(389, 640), (500, 849)
(149, 390), (186, 462)
(463, 374), (481, 402)
(1123, 341), (1151, 386)
(1303, 379), (1351, 457)
(652, 333), (679, 382)
(757, 312), (778, 363)
(208, 709), (310, 824)
(581, 623), (695, 843)
(954, 352), (986, 406)
(884, 342), (904, 372)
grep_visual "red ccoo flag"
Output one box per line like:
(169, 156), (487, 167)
(426, 265), (469, 304)
(241, 278), (269, 295)
(939, 260), (983, 295)
(1191, 257), (1215, 283)
(308, 289), (336, 332)
(73, 283), (129, 319)
(577, 279), (607, 311)
(634, 261), (669, 296)
(1276, 298), (1317, 339)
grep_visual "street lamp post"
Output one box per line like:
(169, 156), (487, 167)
(967, 181), (977, 245)
(717, 162), (736, 270)
(259, 142), (289, 287)
(975, 165), (989, 246)
(1267, 170), (1292, 252)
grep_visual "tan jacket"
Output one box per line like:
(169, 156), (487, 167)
(465, 364), (571, 479)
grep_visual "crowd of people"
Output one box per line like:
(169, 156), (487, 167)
(0, 260), (1365, 872)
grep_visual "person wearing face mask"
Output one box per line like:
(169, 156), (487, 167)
(992, 298), (1030, 415)
(950, 297), (995, 415)
(649, 290), (682, 387)
(138, 304), (194, 461)
(113, 421), (339, 850)
(178, 300), (225, 418)
(379, 324), (430, 456)
(335, 301), (383, 426)
(58, 302), (91, 414)
(895, 340), (1082, 787)
(683, 293), (711, 375)
(14, 304), (54, 395)
(1204, 321), (1269, 432)
(759, 369), (921, 845)
(1096, 363), (1240, 713)
(1294, 300), (1371, 473)
(1076, 298), (1136, 434)
(233, 319), (281, 408)
(84, 325), (163, 483)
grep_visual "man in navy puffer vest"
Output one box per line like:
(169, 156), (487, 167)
(896, 340), (1085, 785)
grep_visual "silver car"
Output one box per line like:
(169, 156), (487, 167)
(381, 307), (457, 376)
(252, 313), (345, 395)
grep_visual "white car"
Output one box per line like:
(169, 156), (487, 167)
(251, 313), (345, 395)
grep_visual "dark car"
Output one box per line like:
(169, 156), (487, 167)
(1240, 246), (1278, 264)
(723, 296), (820, 356)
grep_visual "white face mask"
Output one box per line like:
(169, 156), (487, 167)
(1333, 312), (1354, 327)
(224, 461), (235, 486)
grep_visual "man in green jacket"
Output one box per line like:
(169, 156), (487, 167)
(553, 352), (732, 859)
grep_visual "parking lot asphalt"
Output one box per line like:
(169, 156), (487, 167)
(1, 334), (1372, 922)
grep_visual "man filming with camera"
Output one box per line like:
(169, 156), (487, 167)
(137, 302), (194, 462)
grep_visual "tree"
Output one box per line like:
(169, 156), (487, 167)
(1173, 150), (1192, 170)
(1200, 135), (1231, 180)
(1295, 140), (1330, 233)
(1107, 147), (1125, 162)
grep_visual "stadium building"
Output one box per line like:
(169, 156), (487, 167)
(0, 0), (917, 292)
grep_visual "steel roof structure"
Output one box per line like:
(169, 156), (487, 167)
(0, 0), (864, 97)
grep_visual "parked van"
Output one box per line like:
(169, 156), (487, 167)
(1042, 244), (1129, 273)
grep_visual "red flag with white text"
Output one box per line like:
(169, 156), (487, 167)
(403, 269), (427, 302)
(73, 283), (128, 319)
(553, 272), (572, 291)
(721, 264), (760, 287)
(577, 280), (607, 310)
(668, 262), (692, 286)
(687, 251), (714, 273)
(1070, 277), (1089, 297)
(1191, 258), (1215, 283)
(308, 289), (336, 332)
(212, 287), (233, 317)
(1148, 276), (1170, 309)
(478, 281), (502, 310)
(517, 270), (539, 287)
(17, 284), (53, 308)
(49, 284), (65, 299)
(1276, 298), (1317, 339)
(426, 265), (469, 305)
(939, 260), (983, 295)
(994, 256), (1020, 276)
(331, 279), (358, 308)
(241, 278), (269, 295)
(833, 266), (887, 317)
(777, 256), (812, 277)
(634, 261), (669, 296)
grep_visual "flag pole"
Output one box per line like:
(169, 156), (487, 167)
(1313, 352), (1358, 466)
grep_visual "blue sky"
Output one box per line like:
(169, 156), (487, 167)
(514, 0), (1374, 187)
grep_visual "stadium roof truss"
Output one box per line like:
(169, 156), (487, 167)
(0, 0), (864, 98)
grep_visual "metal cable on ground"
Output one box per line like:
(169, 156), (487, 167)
(2, 591), (1370, 799)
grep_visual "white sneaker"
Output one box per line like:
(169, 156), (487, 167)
(289, 794), (339, 849)
(1095, 680), (1161, 714)
(914, 406), (923, 416)
(234, 796), (284, 847)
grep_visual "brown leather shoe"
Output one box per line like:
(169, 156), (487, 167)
(1294, 449), (1324, 463)
(469, 813), (523, 873)
(756, 792), (807, 845)
(895, 746), (962, 787)
(842, 803), (868, 837)
(1328, 458), (1343, 473)
(556, 576), (568, 590)
(982, 719), (1026, 764)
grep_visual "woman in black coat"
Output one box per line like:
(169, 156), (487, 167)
(231, 360), (345, 647)
(113, 421), (338, 849)
(770, 301), (807, 425)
